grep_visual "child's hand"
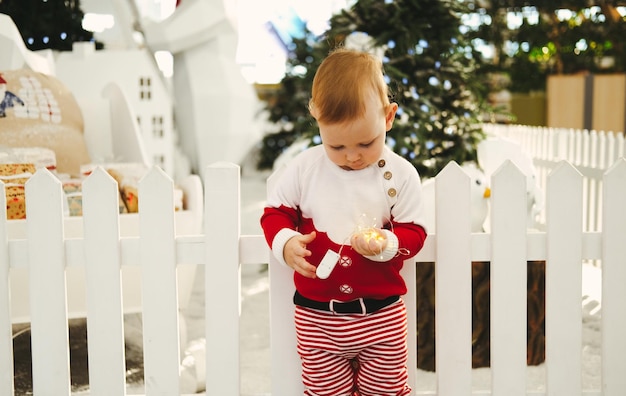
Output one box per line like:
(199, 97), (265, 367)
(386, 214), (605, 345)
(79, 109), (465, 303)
(284, 231), (317, 278)
(350, 228), (387, 257)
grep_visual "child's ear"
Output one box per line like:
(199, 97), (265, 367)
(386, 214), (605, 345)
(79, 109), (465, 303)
(385, 103), (399, 131)
(309, 100), (319, 119)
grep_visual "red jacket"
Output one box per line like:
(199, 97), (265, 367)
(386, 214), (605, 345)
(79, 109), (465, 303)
(261, 145), (427, 302)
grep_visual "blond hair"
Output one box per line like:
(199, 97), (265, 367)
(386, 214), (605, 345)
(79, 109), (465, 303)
(309, 47), (390, 124)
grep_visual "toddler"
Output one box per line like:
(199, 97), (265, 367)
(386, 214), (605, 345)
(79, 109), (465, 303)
(261, 47), (427, 396)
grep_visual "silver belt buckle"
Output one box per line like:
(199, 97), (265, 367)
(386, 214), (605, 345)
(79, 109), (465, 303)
(329, 298), (367, 315)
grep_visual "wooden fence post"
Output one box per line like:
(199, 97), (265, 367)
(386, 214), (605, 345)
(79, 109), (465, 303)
(139, 167), (181, 395)
(26, 169), (71, 395)
(601, 158), (626, 395)
(0, 183), (14, 396)
(545, 161), (583, 395)
(204, 162), (241, 396)
(434, 162), (472, 395)
(82, 167), (127, 395)
(490, 161), (528, 395)
(266, 166), (303, 395)
(401, 258), (417, 394)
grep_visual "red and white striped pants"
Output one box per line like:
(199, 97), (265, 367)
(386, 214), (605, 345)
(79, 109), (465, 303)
(294, 299), (412, 396)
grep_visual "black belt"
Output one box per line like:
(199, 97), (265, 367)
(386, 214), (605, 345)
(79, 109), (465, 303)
(294, 291), (399, 315)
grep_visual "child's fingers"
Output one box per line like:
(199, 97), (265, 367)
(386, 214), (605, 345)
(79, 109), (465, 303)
(295, 258), (317, 278)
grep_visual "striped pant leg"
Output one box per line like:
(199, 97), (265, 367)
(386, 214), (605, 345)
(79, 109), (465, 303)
(295, 306), (357, 396)
(356, 301), (411, 396)
(294, 300), (411, 396)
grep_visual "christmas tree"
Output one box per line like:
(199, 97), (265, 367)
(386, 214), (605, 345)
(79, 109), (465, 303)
(259, 0), (490, 179)
(0, 0), (100, 51)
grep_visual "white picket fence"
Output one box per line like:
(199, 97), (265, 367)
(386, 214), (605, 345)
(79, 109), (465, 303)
(484, 123), (626, 233)
(2, 159), (626, 395)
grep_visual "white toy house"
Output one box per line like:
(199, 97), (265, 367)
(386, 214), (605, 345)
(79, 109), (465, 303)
(54, 41), (178, 177)
(0, 12), (202, 329)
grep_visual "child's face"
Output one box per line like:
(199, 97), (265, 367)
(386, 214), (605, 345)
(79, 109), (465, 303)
(318, 93), (397, 171)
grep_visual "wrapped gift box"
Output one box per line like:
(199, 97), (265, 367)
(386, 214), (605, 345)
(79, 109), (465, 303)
(5, 184), (26, 219)
(0, 147), (57, 171)
(1, 163), (36, 220)
(62, 179), (83, 216)
(0, 163), (36, 177)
